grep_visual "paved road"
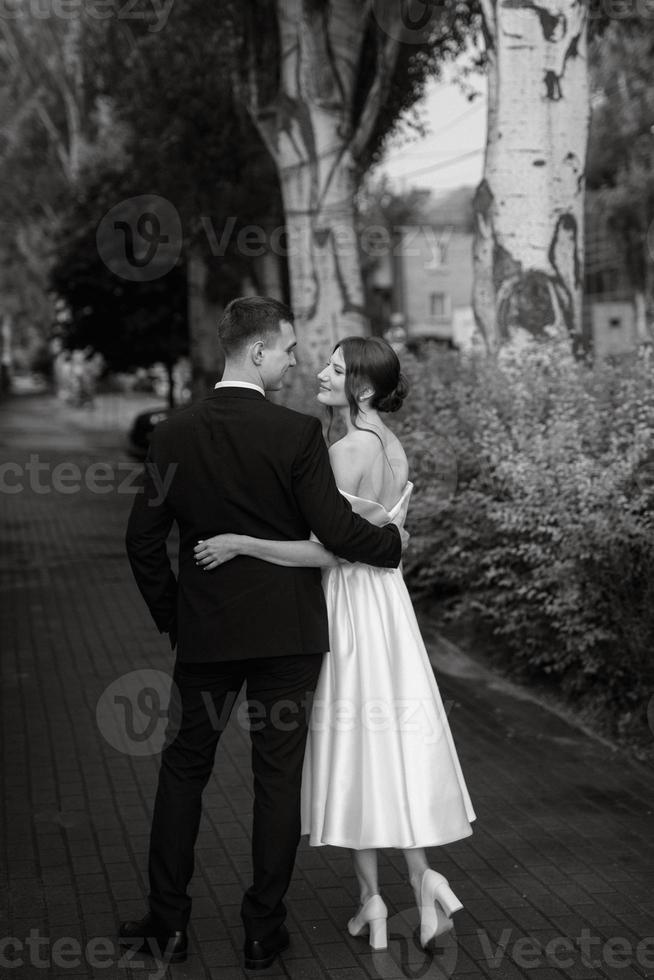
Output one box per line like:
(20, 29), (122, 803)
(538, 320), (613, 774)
(1, 393), (653, 980)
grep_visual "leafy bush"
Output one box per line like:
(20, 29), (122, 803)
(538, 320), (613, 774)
(392, 340), (654, 756)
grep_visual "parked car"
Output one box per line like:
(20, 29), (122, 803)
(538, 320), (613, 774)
(127, 406), (171, 458)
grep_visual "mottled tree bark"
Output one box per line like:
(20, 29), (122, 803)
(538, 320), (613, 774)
(473, 0), (589, 349)
(242, 0), (401, 369)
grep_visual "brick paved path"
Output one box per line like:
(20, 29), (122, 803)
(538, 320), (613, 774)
(1, 394), (653, 980)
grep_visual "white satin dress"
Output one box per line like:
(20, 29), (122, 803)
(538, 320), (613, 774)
(301, 482), (476, 849)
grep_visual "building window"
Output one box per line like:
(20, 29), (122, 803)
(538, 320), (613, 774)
(429, 292), (447, 317)
(586, 267), (621, 297)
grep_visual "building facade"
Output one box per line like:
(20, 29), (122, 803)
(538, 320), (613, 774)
(366, 188), (477, 350)
(368, 186), (647, 355)
(584, 189), (646, 356)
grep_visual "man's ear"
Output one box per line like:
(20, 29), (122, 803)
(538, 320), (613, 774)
(249, 340), (265, 365)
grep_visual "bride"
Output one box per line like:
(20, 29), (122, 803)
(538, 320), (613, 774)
(194, 336), (475, 950)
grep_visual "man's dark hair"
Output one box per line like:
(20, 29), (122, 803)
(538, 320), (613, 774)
(217, 296), (294, 358)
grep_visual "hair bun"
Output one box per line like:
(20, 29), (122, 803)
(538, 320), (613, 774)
(377, 372), (408, 413)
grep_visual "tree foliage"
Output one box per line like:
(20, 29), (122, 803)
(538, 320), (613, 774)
(104, 0), (283, 276)
(50, 163), (189, 372)
(586, 23), (654, 298)
(0, 4), (133, 359)
(51, 0), (284, 372)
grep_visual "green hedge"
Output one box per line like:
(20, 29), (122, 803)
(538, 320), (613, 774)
(393, 341), (654, 756)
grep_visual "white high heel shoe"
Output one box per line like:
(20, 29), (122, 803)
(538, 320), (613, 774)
(419, 870), (463, 948)
(347, 894), (388, 950)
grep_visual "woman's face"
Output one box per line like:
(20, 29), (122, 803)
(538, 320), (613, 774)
(317, 346), (348, 407)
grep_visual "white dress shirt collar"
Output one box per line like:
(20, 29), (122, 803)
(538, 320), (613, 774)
(214, 380), (265, 397)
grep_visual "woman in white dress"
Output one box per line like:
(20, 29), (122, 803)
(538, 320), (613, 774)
(194, 337), (475, 950)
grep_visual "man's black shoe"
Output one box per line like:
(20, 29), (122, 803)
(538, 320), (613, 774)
(118, 912), (188, 963)
(243, 924), (289, 970)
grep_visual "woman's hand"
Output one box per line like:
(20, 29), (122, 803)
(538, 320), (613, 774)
(194, 534), (242, 571)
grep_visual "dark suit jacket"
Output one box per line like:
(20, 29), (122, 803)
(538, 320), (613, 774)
(125, 387), (402, 662)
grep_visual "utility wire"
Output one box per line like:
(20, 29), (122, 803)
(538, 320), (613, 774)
(392, 147), (484, 181)
(383, 101), (485, 162)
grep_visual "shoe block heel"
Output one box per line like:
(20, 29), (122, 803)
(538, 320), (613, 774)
(436, 881), (463, 918)
(368, 917), (387, 950)
(419, 871), (463, 947)
(347, 895), (388, 949)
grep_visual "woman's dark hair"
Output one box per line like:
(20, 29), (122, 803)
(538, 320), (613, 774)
(338, 335), (408, 416)
(218, 296), (293, 357)
(325, 336), (408, 448)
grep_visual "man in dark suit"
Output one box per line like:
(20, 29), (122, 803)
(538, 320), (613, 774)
(121, 297), (402, 968)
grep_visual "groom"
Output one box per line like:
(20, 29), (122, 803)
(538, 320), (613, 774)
(122, 296), (402, 969)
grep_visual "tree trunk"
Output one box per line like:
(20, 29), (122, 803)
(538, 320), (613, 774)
(473, 0), (589, 349)
(253, 96), (368, 370)
(241, 0), (402, 372)
(250, 225), (285, 301)
(277, 137), (367, 368)
(187, 247), (225, 401)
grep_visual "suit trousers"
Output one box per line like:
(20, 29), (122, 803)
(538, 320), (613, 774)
(147, 653), (324, 941)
